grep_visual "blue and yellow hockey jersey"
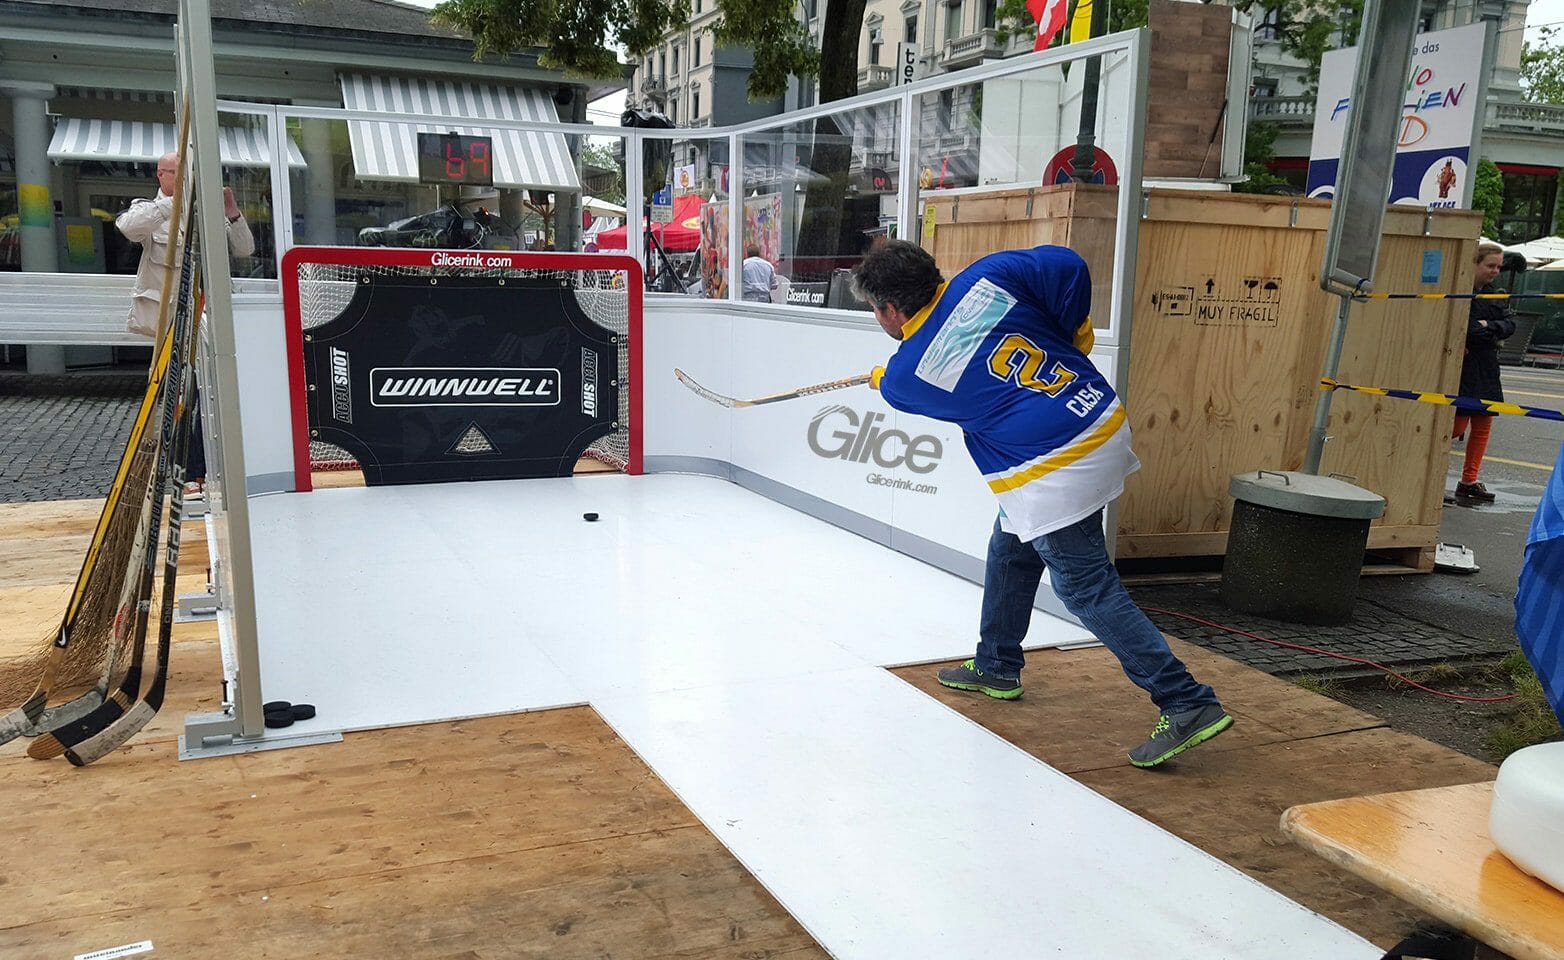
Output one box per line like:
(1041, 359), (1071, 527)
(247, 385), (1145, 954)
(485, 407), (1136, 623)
(871, 245), (1138, 541)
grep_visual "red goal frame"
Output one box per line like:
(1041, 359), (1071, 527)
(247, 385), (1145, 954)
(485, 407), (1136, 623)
(280, 246), (644, 492)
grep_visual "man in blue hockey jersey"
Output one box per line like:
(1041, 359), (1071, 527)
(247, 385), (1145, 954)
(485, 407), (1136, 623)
(853, 241), (1231, 768)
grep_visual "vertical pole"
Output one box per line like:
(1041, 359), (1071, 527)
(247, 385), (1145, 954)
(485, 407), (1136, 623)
(1103, 27), (1151, 563)
(1303, 294), (1354, 475)
(1461, 18), (1497, 211)
(182, 0), (265, 739)
(729, 131), (742, 303)
(299, 114), (338, 245)
(5, 82), (65, 374)
(1070, 0), (1109, 181)
(896, 79), (917, 251)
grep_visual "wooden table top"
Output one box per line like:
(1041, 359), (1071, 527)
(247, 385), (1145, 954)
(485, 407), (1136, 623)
(1282, 781), (1564, 960)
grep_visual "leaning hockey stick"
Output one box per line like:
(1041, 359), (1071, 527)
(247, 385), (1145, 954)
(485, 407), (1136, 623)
(0, 106), (192, 746)
(27, 372), (183, 758)
(674, 368), (872, 408)
(64, 364), (200, 767)
(29, 262), (203, 760)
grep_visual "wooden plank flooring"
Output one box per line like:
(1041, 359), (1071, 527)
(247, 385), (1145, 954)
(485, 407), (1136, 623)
(893, 650), (1498, 949)
(0, 498), (825, 960)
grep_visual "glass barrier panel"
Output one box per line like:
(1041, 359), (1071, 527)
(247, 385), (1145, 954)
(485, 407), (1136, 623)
(216, 110), (277, 279)
(32, 106), (278, 279)
(738, 99), (902, 310)
(286, 116), (627, 258)
(915, 51), (1134, 333)
(630, 134), (730, 296)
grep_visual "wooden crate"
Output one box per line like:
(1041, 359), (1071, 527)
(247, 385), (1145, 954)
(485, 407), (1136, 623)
(923, 184), (1120, 331)
(925, 185), (1481, 571)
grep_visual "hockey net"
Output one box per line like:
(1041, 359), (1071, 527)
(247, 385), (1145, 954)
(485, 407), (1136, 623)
(282, 248), (641, 484)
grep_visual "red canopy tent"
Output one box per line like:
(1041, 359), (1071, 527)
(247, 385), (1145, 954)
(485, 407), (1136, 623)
(595, 193), (703, 252)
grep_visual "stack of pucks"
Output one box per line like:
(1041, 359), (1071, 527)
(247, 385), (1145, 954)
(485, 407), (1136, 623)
(262, 700), (318, 729)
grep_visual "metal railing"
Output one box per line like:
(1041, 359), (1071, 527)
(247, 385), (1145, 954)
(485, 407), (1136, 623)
(1248, 95), (1315, 121)
(1487, 100), (1564, 135)
(1248, 95), (1564, 139)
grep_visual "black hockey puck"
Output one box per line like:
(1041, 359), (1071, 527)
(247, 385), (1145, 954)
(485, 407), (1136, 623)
(290, 703), (316, 721)
(263, 709), (295, 729)
(583, 512), (599, 521)
(263, 700), (292, 713)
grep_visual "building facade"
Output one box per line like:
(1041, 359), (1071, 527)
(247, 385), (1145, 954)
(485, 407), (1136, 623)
(1250, 0), (1563, 243)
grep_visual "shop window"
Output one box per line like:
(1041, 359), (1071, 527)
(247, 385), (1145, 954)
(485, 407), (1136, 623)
(1498, 170), (1558, 244)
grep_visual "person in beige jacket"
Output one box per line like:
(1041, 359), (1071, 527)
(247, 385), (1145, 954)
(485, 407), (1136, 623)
(116, 151), (254, 340)
(117, 151), (255, 494)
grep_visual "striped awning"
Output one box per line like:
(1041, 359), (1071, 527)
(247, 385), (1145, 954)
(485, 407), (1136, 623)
(338, 74), (581, 192)
(47, 118), (305, 168)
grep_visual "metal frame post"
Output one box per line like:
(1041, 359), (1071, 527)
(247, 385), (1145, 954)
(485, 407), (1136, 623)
(178, 0), (266, 746)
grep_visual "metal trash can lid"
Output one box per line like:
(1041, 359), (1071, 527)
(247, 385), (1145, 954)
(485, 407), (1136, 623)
(1228, 470), (1387, 520)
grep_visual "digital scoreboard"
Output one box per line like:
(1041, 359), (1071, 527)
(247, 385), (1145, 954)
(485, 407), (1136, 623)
(416, 132), (494, 186)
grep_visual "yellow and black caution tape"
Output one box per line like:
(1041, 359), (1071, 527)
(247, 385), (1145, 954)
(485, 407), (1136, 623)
(1356, 291), (1564, 301)
(1320, 378), (1564, 423)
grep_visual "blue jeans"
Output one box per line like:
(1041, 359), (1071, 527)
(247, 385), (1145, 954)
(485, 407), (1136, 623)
(976, 511), (1219, 715)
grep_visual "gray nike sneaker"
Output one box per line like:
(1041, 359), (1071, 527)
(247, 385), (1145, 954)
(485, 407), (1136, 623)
(936, 659), (1023, 700)
(1129, 703), (1232, 768)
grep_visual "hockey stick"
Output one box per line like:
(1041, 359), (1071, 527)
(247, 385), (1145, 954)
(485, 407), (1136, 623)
(29, 253), (203, 760)
(674, 368), (872, 408)
(27, 370), (186, 758)
(0, 106), (192, 745)
(30, 406), (161, 734)
(65, 292), (207, 767)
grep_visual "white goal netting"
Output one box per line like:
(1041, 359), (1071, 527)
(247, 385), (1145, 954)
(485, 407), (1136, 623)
(290, 254), (634, 474)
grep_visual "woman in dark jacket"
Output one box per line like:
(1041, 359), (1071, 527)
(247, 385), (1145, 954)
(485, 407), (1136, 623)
(1453, 241), (1517, 505)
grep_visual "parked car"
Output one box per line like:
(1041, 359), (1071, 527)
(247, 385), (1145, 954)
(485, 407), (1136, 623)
(358, 203), (518, 250)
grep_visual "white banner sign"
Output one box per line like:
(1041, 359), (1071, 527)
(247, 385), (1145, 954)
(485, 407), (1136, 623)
(896, 43), (920, 86)
(673, 163), (698, 192)
(1306, 21), (1484, 208)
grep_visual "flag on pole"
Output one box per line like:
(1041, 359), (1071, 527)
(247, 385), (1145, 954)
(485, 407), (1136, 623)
(1515, 442), (1564, 727)
(1068, 0), (1095, 43)
(1028, 0), (1069, 51)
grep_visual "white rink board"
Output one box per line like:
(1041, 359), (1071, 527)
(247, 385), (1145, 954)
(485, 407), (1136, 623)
(643, 302), (1125, 588)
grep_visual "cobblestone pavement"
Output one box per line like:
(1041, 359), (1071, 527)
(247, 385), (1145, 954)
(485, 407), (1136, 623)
(1129, 581), (1517, 678)
(0, 373), (146, 503)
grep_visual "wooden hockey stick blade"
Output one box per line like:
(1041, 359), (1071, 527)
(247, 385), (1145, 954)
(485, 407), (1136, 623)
(674, 368), (871, 408)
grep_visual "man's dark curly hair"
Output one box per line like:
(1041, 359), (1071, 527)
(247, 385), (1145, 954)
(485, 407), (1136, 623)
(851, 240), (944, 316)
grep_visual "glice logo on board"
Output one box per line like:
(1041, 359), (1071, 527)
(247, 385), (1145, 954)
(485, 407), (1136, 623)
(369, 367), (561, 407)
(807, 405), (943, 475)
(580, 348), (599, 417)
(328, 346), (353, 424)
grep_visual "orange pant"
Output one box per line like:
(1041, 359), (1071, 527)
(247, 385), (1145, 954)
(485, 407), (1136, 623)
(1453, 414), (1493, 485)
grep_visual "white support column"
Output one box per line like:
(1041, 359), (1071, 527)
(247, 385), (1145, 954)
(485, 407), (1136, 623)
(297, 105), (338, 246)
(4, 81), (65, 374)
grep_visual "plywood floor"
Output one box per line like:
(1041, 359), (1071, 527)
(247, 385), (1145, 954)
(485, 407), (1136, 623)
(0, 490), (1501, 959)
(0, 499), (826, 960)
